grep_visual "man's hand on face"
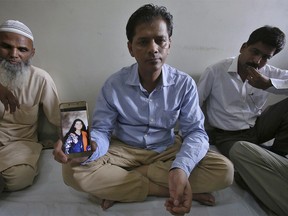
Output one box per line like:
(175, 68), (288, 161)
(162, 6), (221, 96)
(246, 66), (272, 90)
(0, 84), (19, 113)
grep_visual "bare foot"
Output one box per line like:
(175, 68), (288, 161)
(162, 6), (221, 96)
(193, 193), (215, 206)
(101, 199), (115, 210)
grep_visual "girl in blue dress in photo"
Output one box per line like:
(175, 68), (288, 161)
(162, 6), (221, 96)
(63, 119), (89, 154)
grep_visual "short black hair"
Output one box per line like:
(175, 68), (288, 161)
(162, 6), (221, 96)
(126, 4), (173, 42)
(247, 25), (286, 55)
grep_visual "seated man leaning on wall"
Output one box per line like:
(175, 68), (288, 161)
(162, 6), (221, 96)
(197, 25), (288, 216)
(0, 20), (60, 194)
(53, 4), (234, 216)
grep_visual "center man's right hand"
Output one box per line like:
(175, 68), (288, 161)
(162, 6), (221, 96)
(53, 139), (97, 165)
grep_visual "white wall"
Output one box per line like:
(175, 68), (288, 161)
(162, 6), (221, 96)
(1, 0), (288, 114)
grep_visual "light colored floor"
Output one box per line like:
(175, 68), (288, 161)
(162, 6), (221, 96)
(0, 149), (269, 216)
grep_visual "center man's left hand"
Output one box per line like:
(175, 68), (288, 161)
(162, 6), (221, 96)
(165, 168), (192, 215)
(246, 66), (272, 90)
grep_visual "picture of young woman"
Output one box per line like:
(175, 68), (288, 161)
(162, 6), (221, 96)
(63, 119), (89, 154)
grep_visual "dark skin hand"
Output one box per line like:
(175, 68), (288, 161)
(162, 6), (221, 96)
(53, 139), (97, 165)
(0, 83), (19, 113)
(165, 168), (192, 215)
(246, 66), (272, 90)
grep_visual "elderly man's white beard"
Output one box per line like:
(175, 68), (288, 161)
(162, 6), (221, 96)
(0, 59), (30, 90)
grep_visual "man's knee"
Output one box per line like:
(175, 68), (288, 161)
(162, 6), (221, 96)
(230, 141), (245, 159)
(191, 151), (234, 192)
(216, 154), (234, 188)
(2, 164), (37, 191)
(229, 141), (258, 166)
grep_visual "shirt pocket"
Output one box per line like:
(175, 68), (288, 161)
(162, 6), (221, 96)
(154, 109), (180, 129)
(13, 104), (39, 125)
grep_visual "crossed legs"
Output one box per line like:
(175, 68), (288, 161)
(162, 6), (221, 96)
(230, 142), (288, 216)
(63, 146), (233, 210)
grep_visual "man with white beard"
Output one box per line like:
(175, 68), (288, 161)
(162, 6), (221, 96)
(0, 20), (60, 194)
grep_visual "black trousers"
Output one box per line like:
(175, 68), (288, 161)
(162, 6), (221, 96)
(211, 97), (288, 158)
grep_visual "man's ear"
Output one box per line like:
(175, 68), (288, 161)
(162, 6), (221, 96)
(167, 38), (171, 54)
(30, 48), (35, 58)
(127, 41), (134, 57)
(240, 42), (247, 53)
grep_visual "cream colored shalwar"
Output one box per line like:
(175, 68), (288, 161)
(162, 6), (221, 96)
(63, 135), (233, 202)
(0, 66), (60, 191)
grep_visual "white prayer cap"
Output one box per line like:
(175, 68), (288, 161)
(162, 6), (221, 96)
(0, 20), (34, 41)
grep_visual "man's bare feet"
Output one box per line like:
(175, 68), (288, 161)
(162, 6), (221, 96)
(192, 193), (215, 206)
(101, 199), (116, 210)
(98, 193), (214, 210)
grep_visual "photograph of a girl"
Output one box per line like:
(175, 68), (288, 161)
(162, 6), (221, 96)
(63, 119), (90, 154)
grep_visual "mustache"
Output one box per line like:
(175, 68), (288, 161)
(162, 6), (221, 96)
(0, 58), (30, 72)
(246, 62), (259, 69)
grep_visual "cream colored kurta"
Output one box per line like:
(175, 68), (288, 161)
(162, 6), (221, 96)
(0, 66), (60, 171)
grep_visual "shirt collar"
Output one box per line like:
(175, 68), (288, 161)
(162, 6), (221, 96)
(227, 56), (239, 74)
(126, 63), (175, 87)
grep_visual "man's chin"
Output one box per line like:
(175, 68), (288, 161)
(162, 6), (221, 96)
(148, 65), (162, 74)
(0, 60), (29, 89)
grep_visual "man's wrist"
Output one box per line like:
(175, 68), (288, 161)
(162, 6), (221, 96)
(264, 79), (272, 90)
